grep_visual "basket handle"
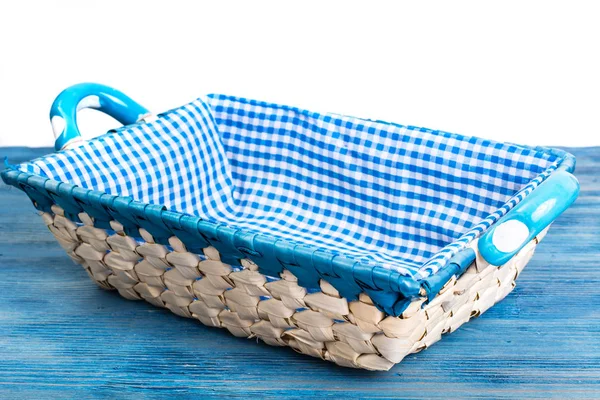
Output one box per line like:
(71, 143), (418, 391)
(478, 169), (579, 266)
(50, 83), (151, 151)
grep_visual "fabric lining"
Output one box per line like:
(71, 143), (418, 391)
(19, 95), (560, 279)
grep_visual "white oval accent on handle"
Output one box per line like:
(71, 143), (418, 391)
(491, 219), (530, 253)
(76, 95), (101, 112)
(51, 115), (66, 140)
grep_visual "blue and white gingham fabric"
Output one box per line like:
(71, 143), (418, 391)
(20, 95), (561, 279)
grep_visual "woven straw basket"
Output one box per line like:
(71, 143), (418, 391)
(1, 83), (579, 371)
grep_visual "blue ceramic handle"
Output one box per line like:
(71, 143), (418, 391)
(478, 170), (579, 266)
(50, 83), (151, 151)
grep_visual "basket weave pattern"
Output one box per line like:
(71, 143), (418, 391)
(44, 203), (543, 371)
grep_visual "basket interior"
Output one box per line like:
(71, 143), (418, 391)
(20, 95), (560, 279)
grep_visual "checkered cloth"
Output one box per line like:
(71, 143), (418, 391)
(20, 95), (560, 279)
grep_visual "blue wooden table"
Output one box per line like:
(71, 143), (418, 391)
(1, 147), (598, 399)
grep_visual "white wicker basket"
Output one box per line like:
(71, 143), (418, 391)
(1, 83), (579, 370)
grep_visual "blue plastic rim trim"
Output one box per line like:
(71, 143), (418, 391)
(1, 159), (578, 316)
(478, 170), (580, 266)
(50, 83), (150, 151)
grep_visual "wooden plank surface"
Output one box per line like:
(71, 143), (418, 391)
(1, 146), (598, 399)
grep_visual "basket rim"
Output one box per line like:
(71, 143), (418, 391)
(0, 145), (575, 316)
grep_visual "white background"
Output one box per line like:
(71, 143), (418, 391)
(1, 1), (598, 148)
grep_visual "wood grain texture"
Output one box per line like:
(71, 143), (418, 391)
(1, 146), (598, 399)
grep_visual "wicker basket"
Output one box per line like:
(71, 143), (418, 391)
(1, 83), (579, 371)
